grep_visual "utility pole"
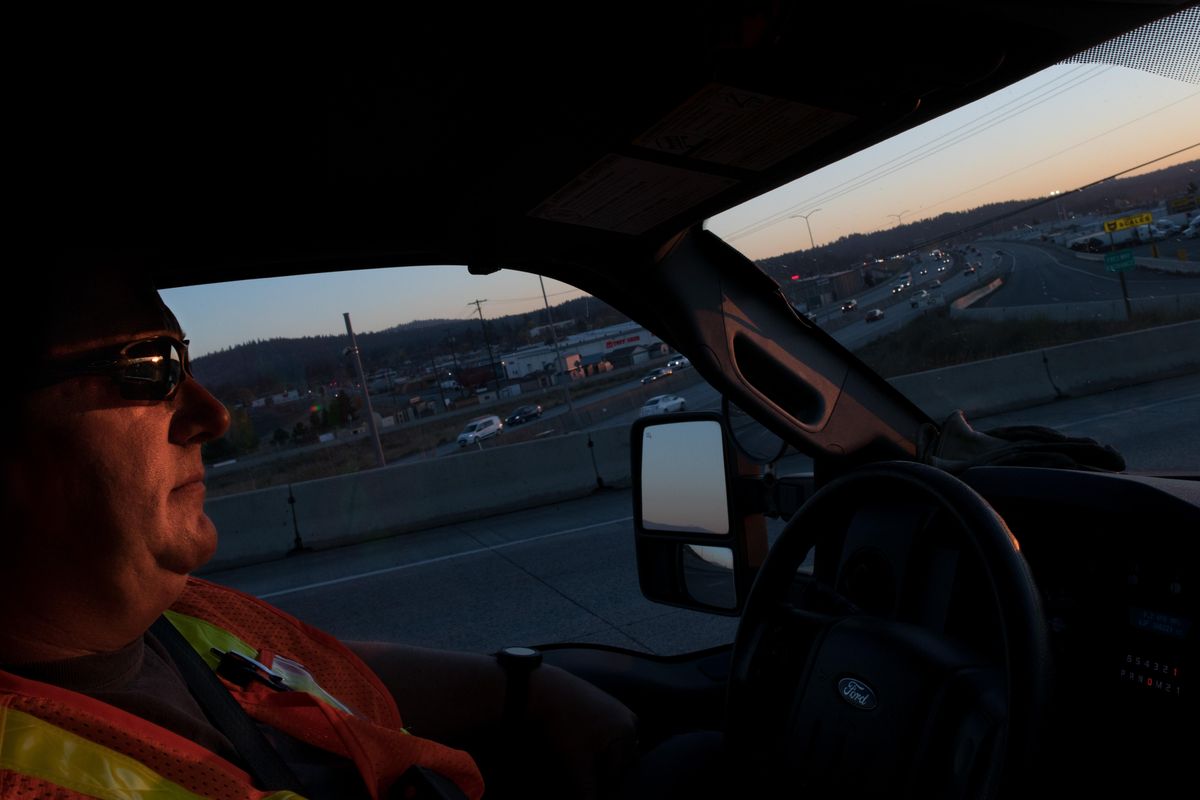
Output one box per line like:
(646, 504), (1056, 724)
(446, 336), (462, 375)
(429, 356), (448, 411)
(342, 313), (386, 468)
(468, 299), (502, 394)
(539, 275), (578, 430)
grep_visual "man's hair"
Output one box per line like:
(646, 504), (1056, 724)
(8, 251), (168, 427)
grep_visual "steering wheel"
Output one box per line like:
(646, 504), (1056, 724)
(724, 461), (1050, 799)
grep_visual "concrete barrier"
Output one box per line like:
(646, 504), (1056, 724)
(203, 485), (297, 570)
(1140, 257), (1200, 275)
(1043, 319), (1200, 397)
(951, 278), (1003, 310)
(1061, 248), (1198, 273)
(888, 318), (1200, 421)
(587, 423), (634, 488)
(951, 293), (1200, 323)
(200, 428), (627, 572)
(888, 349), (1057, 421)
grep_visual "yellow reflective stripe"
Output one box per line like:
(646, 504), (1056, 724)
(163, 611), (355, 717)
(163, 609), (258, 671)
(0, 706), (309, 799)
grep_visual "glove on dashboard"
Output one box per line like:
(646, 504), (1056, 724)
(917, 409), (1126, 474)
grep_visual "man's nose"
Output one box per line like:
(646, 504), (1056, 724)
(169, 376), (231, 445)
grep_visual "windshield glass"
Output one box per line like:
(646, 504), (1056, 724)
(163, 10), (1196, 661)
(707, 12), (1199, 473)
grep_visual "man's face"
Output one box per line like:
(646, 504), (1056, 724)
(5, 279), (230, 631)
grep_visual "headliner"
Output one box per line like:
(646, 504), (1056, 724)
(31, 2), (1190, 287)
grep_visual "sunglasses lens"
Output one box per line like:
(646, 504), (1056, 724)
(119, 339), (186, 400)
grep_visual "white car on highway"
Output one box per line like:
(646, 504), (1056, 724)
(667, 355), (691, 369)
(457, 415), (503, 446)
(639, 394), (687, 416)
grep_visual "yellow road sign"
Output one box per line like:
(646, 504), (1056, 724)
(1103, 212), (1152, 233)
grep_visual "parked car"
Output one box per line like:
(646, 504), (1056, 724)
(504, 404), (543, 426)
(641, 367), (672, 384)
(456, 415), (502, 446)
(639, 395), (687, 416)
(1151, 220), (1181, 238)
(865, 308), (885, 322)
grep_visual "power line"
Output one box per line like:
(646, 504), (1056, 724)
(904, 140), (1200, 253)
(722, 64), (1113, 242)
(487, 288), (587, 305)
(917, 92), (1200, 218)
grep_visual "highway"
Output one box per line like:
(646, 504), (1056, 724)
(208, 371), (1200, 657)
(977, 241), (1200, 307)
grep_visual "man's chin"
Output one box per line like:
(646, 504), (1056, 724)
(160, 515), (219, 575)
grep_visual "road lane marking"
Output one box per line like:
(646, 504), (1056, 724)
(1056, 391), (1200, 430)
(257, 516), (634, 600)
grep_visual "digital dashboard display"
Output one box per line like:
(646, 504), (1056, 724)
(1129, 607), (1191, 640)
(1118, 608), (1190, 701)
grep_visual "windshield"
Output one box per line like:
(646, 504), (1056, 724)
(163, 10), (1197, 661)
(707, 13), (1199, 474)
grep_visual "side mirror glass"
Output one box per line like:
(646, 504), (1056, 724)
(641, 420), (730, 535)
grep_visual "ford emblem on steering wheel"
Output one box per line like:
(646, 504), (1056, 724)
(837, 677), (878, 710)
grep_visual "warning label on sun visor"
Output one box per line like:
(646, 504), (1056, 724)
(528, 155), (737, 235)
(635, 84), (856, 172)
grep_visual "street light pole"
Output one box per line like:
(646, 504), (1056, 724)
(789, 208), (822, 249)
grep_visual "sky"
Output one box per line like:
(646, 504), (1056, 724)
(164, 27), (1200, 358)
(164, 268), (587, 358)
(705, 64), (1199, 260)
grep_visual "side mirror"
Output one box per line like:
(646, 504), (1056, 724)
(632, 412), (766, 616)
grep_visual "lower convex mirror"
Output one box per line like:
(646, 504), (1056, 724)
(682, 545), (736, 610)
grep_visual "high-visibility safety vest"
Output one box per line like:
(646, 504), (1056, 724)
(0, 577), (485, 800)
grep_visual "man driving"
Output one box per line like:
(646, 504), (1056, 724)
(0, 265), (638, 800)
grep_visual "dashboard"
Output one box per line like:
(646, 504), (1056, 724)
(962, 467), (1197, 793)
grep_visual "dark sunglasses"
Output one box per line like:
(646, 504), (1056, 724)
(35, 335), (192, 401)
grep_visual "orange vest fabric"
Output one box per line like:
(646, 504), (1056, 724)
(0, 576), (485, 800)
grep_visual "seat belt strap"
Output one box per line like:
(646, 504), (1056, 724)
(149, 615), (310, 795)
